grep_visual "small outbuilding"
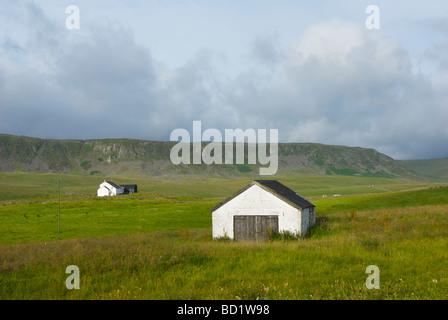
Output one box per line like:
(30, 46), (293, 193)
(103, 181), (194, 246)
(211, 180), (316, 241)
(97, 181), (138, 196)
(121, 184), (138, 194)
(97, 180), (125, 197)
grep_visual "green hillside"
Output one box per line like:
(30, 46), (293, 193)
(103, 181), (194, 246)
(398, 158), (448, 179)
(0, 133), (418, 179)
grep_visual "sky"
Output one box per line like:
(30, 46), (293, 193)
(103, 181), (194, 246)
(0, 0), (447, 160)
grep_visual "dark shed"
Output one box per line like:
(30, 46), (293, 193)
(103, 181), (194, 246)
(122, 185), (138, 194)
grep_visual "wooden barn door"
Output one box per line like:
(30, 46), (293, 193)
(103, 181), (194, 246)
(234, 215), (278, 241)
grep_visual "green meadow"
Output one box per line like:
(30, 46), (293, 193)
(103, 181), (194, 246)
(0, 171), (435, 200)
(0, 172), (447, 299)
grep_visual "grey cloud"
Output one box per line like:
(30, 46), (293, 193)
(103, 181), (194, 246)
(421, 16), (448, 36)
(216, 20), (448, 159)
(0, 5), (447, 159)
(425, 40), (448, 69)
(251, 34), (283, 67)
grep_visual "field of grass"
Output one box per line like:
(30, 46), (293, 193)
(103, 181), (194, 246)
(0, 172), (437, 201)
(0, 172), (447, 299)
(0, 194), (214, 245)
(1, 204), (447, 299)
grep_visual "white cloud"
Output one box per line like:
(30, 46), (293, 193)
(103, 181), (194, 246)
(222, 20), (448, 159)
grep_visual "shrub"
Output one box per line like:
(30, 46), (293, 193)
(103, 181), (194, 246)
(344, 208), (358, 221)
(272, 230), (301, 241)
(305, 216), (331, 239)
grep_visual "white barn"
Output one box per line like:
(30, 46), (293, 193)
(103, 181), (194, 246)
(211, 180), (316, 241)
(97, 180), (125, 197)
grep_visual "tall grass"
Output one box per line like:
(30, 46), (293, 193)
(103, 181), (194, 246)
(1, 175), (447, 299)
(1, 204), (447, 300)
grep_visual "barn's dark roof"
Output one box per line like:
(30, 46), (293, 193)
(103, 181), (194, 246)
(211, 180), (315, 212)
(106, 181), (124, 189)
(255, 180), (315, 210)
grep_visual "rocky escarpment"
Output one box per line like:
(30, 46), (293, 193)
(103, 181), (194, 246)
(0, 133), (416, 179)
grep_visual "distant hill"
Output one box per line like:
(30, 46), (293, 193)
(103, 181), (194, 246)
(398, 158), (448, 179)
(0, 133), (422, 179)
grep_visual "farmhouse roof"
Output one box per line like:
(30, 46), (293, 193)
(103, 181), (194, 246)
(106, 181), (124, 189)
(211, 180), (315, 212)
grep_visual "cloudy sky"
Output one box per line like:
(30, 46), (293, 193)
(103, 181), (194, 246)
(0, 0), (447, 159)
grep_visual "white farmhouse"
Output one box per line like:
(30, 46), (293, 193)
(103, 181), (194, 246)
(97, 180), (125, 197)
(211, 180), (316, 241)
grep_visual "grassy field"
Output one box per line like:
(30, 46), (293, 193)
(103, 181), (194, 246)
(0, 172), (447, 299)
(0, 172), (437, 200)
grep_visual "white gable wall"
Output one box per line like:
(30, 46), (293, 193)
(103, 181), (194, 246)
(212, 184), (303, 239)
(97, 186), (111, 197)
(98, 182), (124, 196)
